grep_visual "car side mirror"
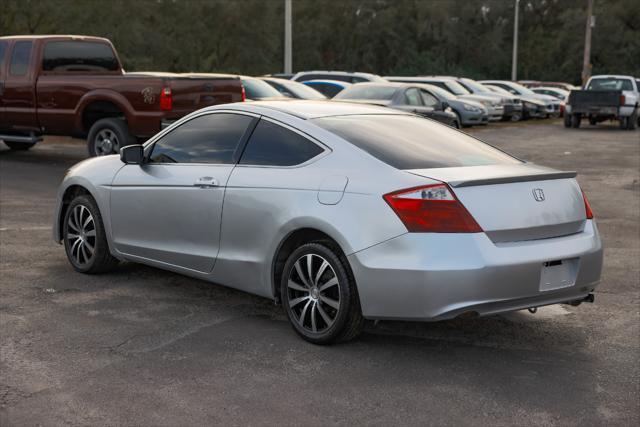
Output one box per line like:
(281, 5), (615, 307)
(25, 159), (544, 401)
(120, 144), (144, 164)
(441, 100), (449, 110)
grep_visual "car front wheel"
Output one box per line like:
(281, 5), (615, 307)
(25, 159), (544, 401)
(281, 242), (364, 344)
(63, 195), (119, 274)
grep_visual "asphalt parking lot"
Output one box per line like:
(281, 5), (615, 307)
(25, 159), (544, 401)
(1, 120), (638, 426)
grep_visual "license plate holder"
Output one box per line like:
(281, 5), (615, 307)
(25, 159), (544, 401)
(539, 258), (579, 292)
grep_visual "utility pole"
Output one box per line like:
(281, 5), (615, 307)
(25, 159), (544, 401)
(284, 0), (292, 74)
(581, 0), (594, 85)
(511, 0), (520, 81)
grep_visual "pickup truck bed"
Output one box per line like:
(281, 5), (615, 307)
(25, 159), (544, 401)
(0, 35), (244, 155)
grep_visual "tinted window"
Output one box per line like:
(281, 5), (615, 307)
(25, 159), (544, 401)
(150, 113), (253, 164)
(313, 115), (520, 169)
(10, 41), (32, 76)
(334, 85), (396, 100)
(240, 119), (324, 166)
(0, 41), (6, 71)
(306, 82), (344, 98)
(421, 90), (439, 107)
(404, 88), (422, 106)
(587, 77), (633, 91)
(242, 78), (281, 99)
(43, 41), (119, 72)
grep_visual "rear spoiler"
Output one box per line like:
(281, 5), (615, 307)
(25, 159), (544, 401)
(449, 171), (577, 188)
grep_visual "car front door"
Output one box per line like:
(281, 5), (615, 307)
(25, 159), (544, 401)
(397, 87), (436, 119)
(110, 111), (257, 273)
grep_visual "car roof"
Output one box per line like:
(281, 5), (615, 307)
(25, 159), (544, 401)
(588, 75), (635, 79)
(206, 100), (408, 120)
(385, 76), (455, 83)
(0, 34), (110, 43)
(303, 80), (352, 87)
(293, 70), (380, 78)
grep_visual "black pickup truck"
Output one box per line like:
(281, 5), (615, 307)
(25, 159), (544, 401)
(564, 75), (638, 130)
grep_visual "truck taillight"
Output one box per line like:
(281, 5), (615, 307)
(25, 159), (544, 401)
(582, 190), (594, 219)
(241, 85), (246, 102)
(383, 184), (482, 233)
(160, 87), (172, 111)
(620, 94), (626, 105)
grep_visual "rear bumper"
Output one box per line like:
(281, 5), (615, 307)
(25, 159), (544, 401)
(348, 220), (603, 321)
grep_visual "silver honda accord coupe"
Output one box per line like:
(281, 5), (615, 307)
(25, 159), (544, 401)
(53, 101), (603, 343)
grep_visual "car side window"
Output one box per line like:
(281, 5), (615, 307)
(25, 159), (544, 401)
(239, 119), (324, 166)
(0, 41), (7, 72)
(149, 113), (254, 164)
(9, 41), (32, 76)
(404, 88), (423, 106)
(420, 90), (438, 108)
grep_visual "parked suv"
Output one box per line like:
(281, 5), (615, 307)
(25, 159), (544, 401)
(0, 35), (244, 155)
(292, 71), (386, 84)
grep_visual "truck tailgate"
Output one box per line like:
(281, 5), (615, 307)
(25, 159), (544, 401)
(168, 74), (243, 115)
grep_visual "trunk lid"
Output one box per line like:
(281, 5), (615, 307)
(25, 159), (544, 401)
(407, 164), (587, 243)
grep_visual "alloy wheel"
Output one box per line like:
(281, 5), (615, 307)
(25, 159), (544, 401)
(94, 129), (120, 155)
(66, 205), (96, 265)
(287, 253), (341, 333)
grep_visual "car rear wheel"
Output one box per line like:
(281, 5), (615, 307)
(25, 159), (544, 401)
(627, 110), (637, 130)
(570, 113), (581, 128)
(3, 141), (34, 151)
(63, 195), (119, 274)
(619, 117), (629, 130)
(281, 242), (364, 344)
(87, 118), (136, 157)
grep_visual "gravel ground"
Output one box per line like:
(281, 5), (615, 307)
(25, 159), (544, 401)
(1, 119), (638, 426)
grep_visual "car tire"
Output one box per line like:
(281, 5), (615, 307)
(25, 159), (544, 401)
(63, 195), (119, 274)
(3, 141), (34, 151)
(563, 113), (571, 128)
(627, 110), (637, 130)
(619, 117), (629, 130)
(280, 241), (364, 344)
(87, 118), (136, 157)
(571, 113), (581, 128)
(510, 112), (522, 122)
(588, 116), (597, 126)
(453, 112), (464, 128)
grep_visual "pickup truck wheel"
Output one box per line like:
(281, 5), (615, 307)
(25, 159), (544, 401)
(588, 116), (597, 125)
(627, 110), (637, 130)
(570, 113), (581, 128)
(3, 141), (34, 151)
(563, 113), (571, 127)
(619, 117), (629, 130)
(88, 118), (135, 157)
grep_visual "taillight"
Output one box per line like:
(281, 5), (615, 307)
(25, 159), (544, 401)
(160, 87), (172, 111)
(383, 184), (482, 233)
(582, 190), (594, 219)
(241, 85), (246, 102)
(620, 94), (626, 105)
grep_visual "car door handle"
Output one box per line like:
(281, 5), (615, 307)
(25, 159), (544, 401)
(194, 176), (219, 188)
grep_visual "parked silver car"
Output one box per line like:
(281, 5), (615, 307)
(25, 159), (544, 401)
(53, 101), (603, 344)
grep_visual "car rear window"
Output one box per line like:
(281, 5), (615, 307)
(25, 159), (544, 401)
(242, 78), (281, 99)
(313, 115), (521, 169)
(335, 85), (397, 100)
(587, 78), (634, 91)
(42, 41), (119, 72)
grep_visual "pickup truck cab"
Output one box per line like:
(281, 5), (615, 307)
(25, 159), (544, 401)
(0, 35), (244, 155)
(564, 75), (638, 130)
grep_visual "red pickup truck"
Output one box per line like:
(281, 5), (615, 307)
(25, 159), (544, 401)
(0, 35), (244, 155)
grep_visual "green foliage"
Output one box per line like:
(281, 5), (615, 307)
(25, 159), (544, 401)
(1, 0), (638, 83)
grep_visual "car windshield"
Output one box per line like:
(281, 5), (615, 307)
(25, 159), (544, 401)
(334, 85), (397, 100)
(273, 79), (327, 99)
(443, 80), (470, 95)
(242, 78), (282, 99)
(460, 78), (492, 93)
(313, 114), (521, 169)
(509, 83), (535, 95)
(420, 84), (455, 100)
(587, 78), (634, 91)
